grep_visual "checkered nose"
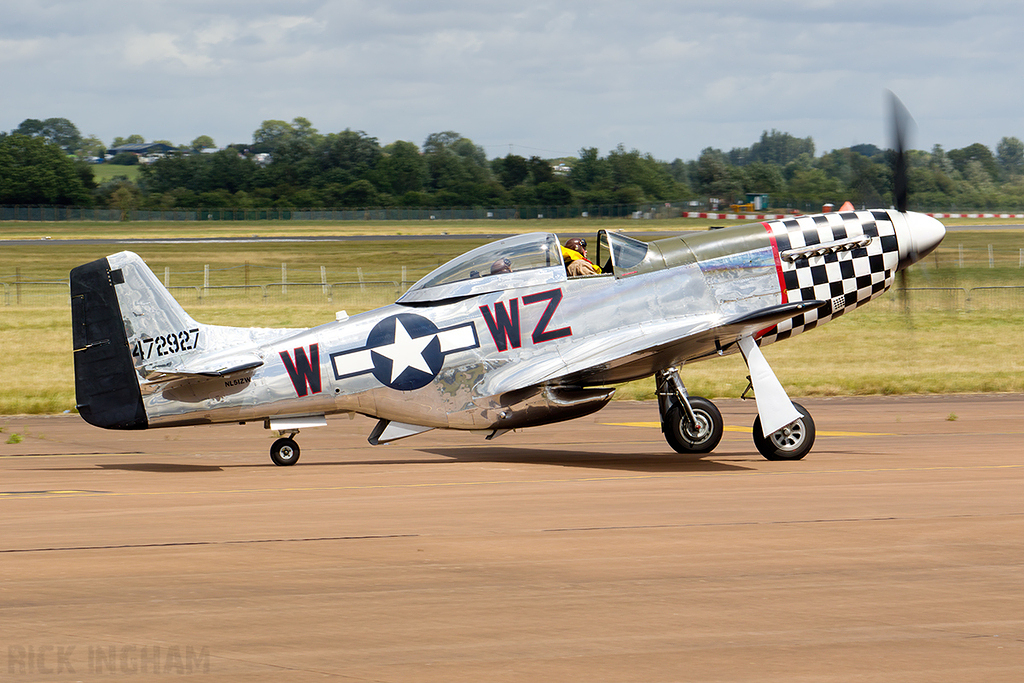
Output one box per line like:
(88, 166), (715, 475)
(896, 211), (945, 272)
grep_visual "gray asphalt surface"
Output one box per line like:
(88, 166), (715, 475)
(2, 395), (1022, 681)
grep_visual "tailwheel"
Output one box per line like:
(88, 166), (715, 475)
(752, 402), (815, 461)
(270, 437), (301, 466)
(664, 397), (724, 454)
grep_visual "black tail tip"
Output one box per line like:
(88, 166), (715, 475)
(71, 257), (148, 430)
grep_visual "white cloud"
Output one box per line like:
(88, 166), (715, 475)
(124, 33), (212, 70)
(2, 1), (1024, 158)
(638, 36), (700, 63)
(0, 37), (46, 65)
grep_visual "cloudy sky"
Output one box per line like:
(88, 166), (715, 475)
(3, 1), (1023, 161)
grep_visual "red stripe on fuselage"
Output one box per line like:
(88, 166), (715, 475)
(758, 222), (788, 339)
(764, 221), (788, 304)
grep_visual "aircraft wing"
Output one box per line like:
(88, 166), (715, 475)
(707, 300), (827, 342)
(480, 301), (825, 395)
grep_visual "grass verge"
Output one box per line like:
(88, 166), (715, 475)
(3, 302), (1022, 416)
(1, 227), (1022, 415)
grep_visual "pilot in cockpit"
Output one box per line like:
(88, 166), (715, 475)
(489, 258), (513, 275)
(562, 238), (601, 276)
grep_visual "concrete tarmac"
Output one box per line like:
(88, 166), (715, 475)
(2, 395), (1022, 682)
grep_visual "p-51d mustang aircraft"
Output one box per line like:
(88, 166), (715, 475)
(71, 207), (944, 465)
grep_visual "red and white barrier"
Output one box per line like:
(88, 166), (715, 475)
(926, 213), (1024, 219)
(681, 211), (1024, 221)
(681, 212), (792, 220)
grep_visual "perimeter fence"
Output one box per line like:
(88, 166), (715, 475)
(1, 262), (433, 311)
(0, 204), (669, 222)
(4, 243), (1024, 312)
(1, 279), (413, 312)
(8, 203), (1024, 222)
(4, 279), (1024, 314)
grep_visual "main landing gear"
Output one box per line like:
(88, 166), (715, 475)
(656, 368), (723, 454)
(655, 368), (815, 460)
(270, 430), (301, 466)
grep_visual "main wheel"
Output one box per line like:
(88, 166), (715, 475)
(752, 402), (815, 461)
(663, 397), (724, 454)
(270, 437), (301, 466)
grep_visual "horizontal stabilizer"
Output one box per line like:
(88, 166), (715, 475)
(141, 353), (264, 382)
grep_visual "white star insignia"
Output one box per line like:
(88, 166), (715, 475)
(373, 318), (436, 382)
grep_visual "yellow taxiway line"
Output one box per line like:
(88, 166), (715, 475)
(603, 422), (894, 437)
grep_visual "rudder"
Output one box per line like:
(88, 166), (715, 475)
(71, 255), (148, 429)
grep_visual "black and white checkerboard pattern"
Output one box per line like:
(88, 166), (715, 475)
(758, 210), (900, 345)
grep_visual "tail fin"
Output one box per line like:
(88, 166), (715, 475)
(71, 251), (308, 429)
(71, 253), (150, 429)
(71, 251), (205, 429)
(104, 251), (199, 344)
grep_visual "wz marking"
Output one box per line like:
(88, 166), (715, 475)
(280, 344), (321, 397)
(479, 288), (572, 352)
(132, 328), (199, 361)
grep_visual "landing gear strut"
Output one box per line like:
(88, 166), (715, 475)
(656, 368), (723, 454)
(270, 430), (301, 466)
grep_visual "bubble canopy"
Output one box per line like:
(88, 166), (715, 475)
(397, 233), (566, 304)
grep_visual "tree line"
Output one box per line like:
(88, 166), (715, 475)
(3, 116), (1024, 211)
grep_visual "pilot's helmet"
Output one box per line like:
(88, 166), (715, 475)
(490, 258), (512, 275)
(565, 237), (587, 254)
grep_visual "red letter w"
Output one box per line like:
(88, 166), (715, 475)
(280, 344), (322, 397)
(479, 300), (521, 352)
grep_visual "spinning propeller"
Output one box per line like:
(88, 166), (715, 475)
(888, 90), (917, 312)
(889, 90), (914, 214)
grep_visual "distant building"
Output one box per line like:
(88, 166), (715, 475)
(106, 142), (177, 156)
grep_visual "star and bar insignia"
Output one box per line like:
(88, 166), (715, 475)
(330, 314), (479, 391)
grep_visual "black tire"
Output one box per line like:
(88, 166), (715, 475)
(752, 402), (815, 461)
(270, 437), (301, 466)
(663, 397), (724, 454)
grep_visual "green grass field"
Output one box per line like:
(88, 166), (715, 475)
(89, 164), (141, 184)
(1, 219), (1022, 415)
